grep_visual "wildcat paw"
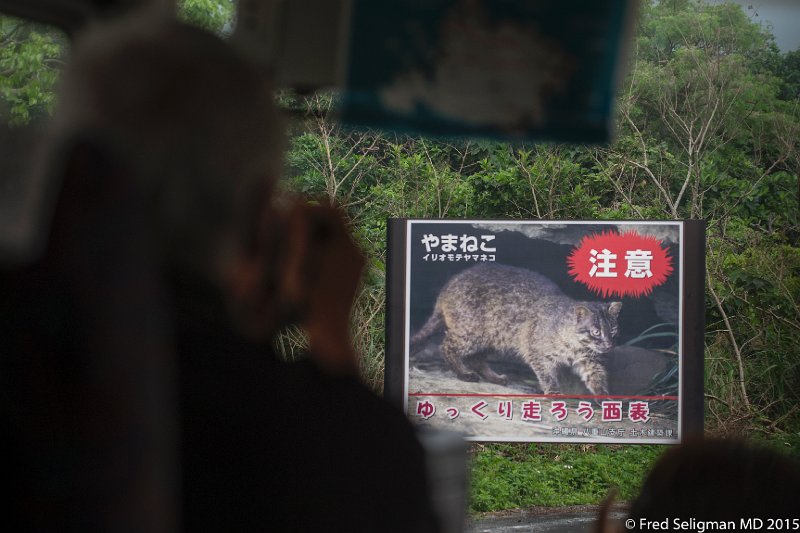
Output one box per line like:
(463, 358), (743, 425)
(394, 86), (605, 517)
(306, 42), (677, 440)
(487, 374), (508, 386)
(588, 390), (611, 405)
(477, 363), (508, 385)
(457, 371), (481, 382)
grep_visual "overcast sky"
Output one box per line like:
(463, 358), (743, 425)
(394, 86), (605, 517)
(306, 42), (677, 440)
(706, 0), (800, 51)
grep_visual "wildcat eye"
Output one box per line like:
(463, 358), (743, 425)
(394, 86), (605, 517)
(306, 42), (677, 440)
(591, 329), (600, 336)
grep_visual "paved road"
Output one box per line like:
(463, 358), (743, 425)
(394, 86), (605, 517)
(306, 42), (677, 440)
(466, 509), (626, 533)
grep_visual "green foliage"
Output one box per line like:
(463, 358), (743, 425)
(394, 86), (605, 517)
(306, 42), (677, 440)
(0, 15), (66, 125)
(177, 0), (235, 35)
(470, 432), (800, 513)
(705, 226), (800, 431)
(756, 431), (800, 462)
(777, 50), (800, 100)
(469, 444), (663, 512)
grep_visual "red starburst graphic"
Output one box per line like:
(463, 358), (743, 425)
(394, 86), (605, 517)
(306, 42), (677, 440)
(567, 230), (673, 298)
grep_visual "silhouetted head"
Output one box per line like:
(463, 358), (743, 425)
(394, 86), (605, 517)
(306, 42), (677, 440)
(575, 301), (621, 353)
(626, 438), (800, 530)
(50, 11), (282, 286)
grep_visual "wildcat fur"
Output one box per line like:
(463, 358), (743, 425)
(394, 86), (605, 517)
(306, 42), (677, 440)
(411, 263), (622, 395)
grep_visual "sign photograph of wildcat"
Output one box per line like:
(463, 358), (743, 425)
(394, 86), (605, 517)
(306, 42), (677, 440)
(396, 219), (688, 443)
(411, 263), (622, 397)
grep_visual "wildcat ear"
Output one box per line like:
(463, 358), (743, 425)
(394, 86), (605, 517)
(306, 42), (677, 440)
(575, 305), (591, 321)
(607, 302), (623, 318)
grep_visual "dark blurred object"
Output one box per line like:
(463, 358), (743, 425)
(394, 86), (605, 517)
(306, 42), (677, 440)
(597, 438), (800, 532)
(1, 9), (438, 533)
(174, 271), (437, 533)
(0, 0), (167, 267)
(416, 430), (470, 533)
(341, 0), (638, 142)
(0, 139), (179, 532)
(233, 0), (350, 90)
(1, 0), (639, 268)
(0, 121), (53, 265)
(0, 0), (162, 33)
(233, 0), (638, 142)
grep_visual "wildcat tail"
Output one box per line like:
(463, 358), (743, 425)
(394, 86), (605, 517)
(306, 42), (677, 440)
(410, 306), (444, 354)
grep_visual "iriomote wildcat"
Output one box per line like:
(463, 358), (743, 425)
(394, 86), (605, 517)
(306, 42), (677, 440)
(411, 263), (622, 395)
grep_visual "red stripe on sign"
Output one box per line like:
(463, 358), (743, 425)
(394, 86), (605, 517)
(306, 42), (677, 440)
(408, 393), (679, 400)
